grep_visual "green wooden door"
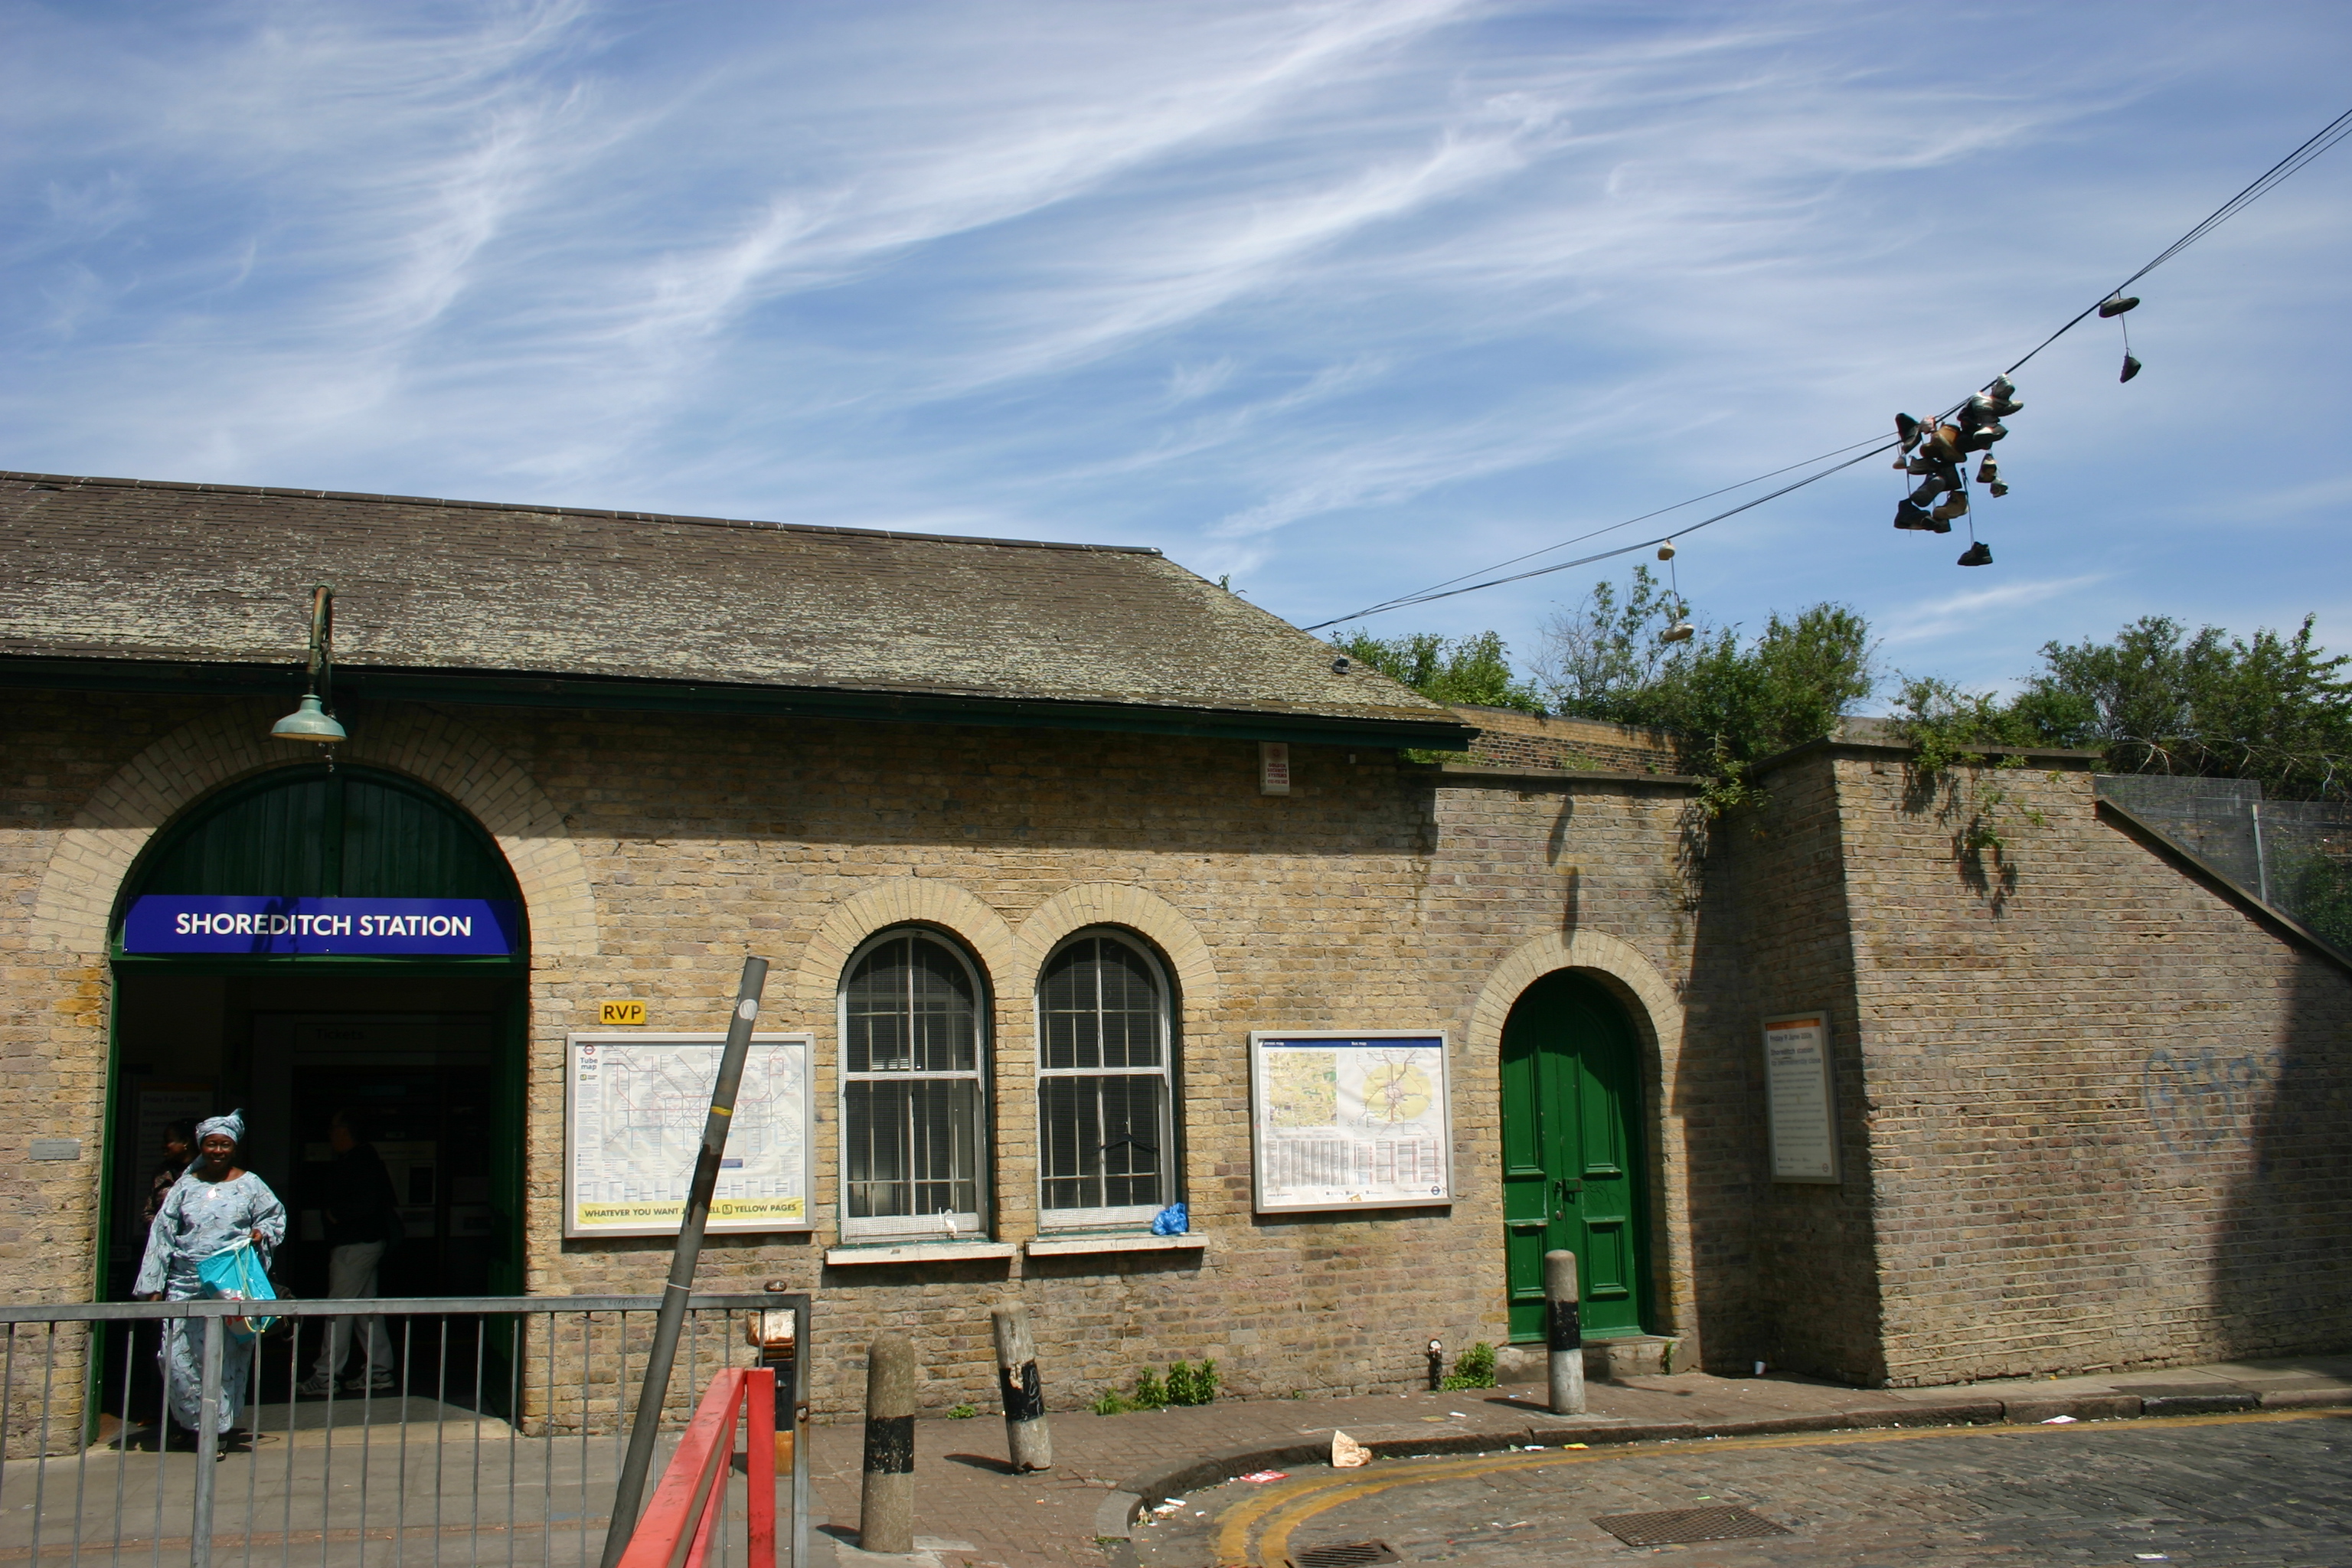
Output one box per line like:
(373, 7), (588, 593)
(1501, 972), (1648, 1341)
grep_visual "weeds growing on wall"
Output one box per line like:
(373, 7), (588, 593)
(1092, 1358), (1220, 1414)
(1438, 1341), (1498, 1391)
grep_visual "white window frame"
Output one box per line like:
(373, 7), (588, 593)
(1033, 927), (1176, 1232)
(836, 926), (991, 1242)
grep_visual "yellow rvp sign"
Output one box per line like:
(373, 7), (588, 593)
(597, 1000), (647, 1026)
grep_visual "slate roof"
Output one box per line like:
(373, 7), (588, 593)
(0, 472), (1468, 744)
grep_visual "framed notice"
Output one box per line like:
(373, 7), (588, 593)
(1249, 1031), (1452, 1213)
(564, 1033), (813, 1238)
(1761, 1011), (1840, 1183)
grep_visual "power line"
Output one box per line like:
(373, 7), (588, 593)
(1304, 442), (1892, 630)
(1304, 106), (2352, 635)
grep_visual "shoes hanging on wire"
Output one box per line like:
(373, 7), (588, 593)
(1888, 374), (2019, 564)
(1658, 541), (1696, 642)
(2102, 295), (2144, 381)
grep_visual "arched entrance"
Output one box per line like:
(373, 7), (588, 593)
(106, 764), (529, 1307)
(1499, 971), (1650, 1342)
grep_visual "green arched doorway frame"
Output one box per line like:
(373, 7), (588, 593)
(105, 763), (531, 1298)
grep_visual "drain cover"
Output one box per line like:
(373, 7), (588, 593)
(1289, 1544), (1400, 1568)
(1592, 1504), (1792, 1547)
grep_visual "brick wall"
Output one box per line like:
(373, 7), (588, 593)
(1449, 707), (1684, 775)
(2, 690), (1735, 1422)
(1803, 747), (2352, 1384)
(8, 689), (2345, 1422)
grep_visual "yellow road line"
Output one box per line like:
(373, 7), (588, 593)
(1210, 1407), (2350, 1567)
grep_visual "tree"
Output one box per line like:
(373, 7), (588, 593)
(1535, 565), (1877, 810)
(1336, 629), (1544, 714)
(1894, 614), (2352, 803)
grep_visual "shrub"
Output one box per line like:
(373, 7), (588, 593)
(1165, 1359), (1220, 1406)
(945, 1403), (977, 1419)
(1439, 1341), (1497, 1391)
(1130, 1367), (1168, 1411)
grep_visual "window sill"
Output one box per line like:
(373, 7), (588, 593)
(1024, 1233), (1206, 1257)
(824, 1241), (1018, 1266)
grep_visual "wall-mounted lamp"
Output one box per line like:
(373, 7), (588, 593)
(270, 585), (347, 747)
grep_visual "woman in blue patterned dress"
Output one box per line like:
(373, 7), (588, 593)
(134, 1111), (287, 1442)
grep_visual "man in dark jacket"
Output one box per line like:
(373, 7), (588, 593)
(296, 1109), (401, 1396)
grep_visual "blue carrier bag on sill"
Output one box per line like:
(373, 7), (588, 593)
(195, 1237), (279, 1344)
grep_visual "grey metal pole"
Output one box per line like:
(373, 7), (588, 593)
(1544, 1250), (1585, 1416)
(597, 956), (769, 1568)
(858, 1334), (917, 1555)
(190, 1315), (223, 1568)
(990, 1303), (1052, 1473)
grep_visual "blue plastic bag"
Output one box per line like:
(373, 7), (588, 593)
(195, 1238), (278, 1343)
(1150, 1202), (1188, 1236)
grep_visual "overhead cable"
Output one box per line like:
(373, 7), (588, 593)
(1303, 106), (2352, 634)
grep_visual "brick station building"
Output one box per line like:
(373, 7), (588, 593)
(3, 469), (2348, 1420)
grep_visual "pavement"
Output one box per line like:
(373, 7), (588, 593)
(805, 1354), (2352, 1568)
(5, 1355), (2343, 1566)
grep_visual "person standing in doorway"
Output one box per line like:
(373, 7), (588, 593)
(296, 1108), (400, 1397)
(141, 1119), (198, 1237)
(133, 1111), (286, 1447)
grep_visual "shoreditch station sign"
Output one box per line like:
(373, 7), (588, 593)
(122, 896), (522, 956)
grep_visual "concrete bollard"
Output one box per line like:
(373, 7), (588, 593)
(1545, 1249), (1585, 1416)
(990, 1302), (1054, 1473)
(858, 1334), (918, 1555)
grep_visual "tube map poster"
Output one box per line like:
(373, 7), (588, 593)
(1249, 1031), (1452, 1212)
(564, 1033), (812, 1236)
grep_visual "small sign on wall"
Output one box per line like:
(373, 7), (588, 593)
(1761, 1011), (1840, 1183)
(1259, 742), (1292, 795)
(597, 1001), (647, 1026)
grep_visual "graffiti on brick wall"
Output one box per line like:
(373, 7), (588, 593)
(2141, 1047), (2266, 1152)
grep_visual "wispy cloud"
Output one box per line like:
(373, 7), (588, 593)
(2, 0), (2347, 692)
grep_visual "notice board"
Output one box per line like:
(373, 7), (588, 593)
(1248, 1031), (1452, 1212)
(563, 1033), (813, 1237)
(1761, 1011), (1840, 1182)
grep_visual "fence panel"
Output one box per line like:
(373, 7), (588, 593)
(0, 1294), (811, 1568)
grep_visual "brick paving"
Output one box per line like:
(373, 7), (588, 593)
(803, 1355), (2352, 1566)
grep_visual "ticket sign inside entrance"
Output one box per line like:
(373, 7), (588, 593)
(1762, 1011), (1841, 1182)
(1248, 1031), (1452, 1212)
(122, 896), (521, 956)
(564, 1032), (814, 1236)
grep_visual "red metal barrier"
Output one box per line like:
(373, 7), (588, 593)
(616, 1367), (776, 1568)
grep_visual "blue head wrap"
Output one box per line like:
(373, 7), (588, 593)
(195, 1110), (245, 1146)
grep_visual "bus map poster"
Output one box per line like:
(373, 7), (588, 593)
(1249, 1031), (1452, 1213)
(563, 1033), (813, 1237)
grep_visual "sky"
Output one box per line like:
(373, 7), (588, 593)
(5, 1), (2347, 707)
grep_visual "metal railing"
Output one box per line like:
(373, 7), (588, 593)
(0, 1294), (811, 1568)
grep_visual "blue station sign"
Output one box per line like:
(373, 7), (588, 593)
(122, 896), (521, 956)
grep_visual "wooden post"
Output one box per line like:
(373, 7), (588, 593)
(1545, 1249), (1585, 1416)
(859, 1334), (918, 1555)
(991, 1303), (1053, 1473)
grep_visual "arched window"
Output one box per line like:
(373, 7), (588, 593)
(838, 929), (988, 1239)
(1035, 930), (1174, 1229)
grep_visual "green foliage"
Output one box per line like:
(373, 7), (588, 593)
(2011, 615), (2352, 802)
(2284, 847), (2352, 952)
(1337, 630), (1545, 714)
(1090, 1359), (1221, 1413)
(1890, 674), (2046, 779)
(1164, 1358), (1220, 1406)
(1130, 1367), (1167, 1411)
(1438, 1341), (1497, 1391)
(945, 1402), (977, 1419)
(1537, 566), (1877, 815)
